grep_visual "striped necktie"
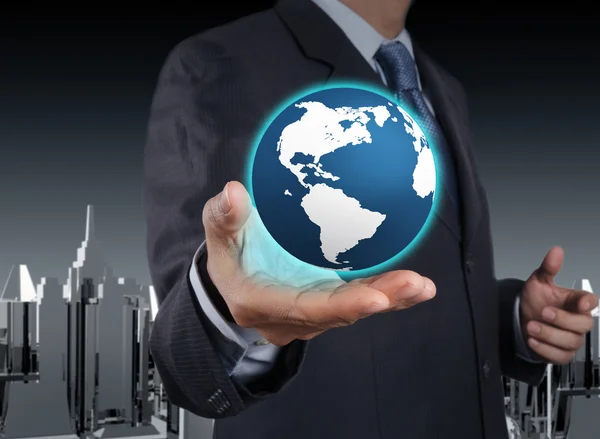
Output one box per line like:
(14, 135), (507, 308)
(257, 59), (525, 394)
(375, 41), (460, 209)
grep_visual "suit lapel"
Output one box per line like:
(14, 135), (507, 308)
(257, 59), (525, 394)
(275, 0), (482, 249)
(274, 0), (382, 86)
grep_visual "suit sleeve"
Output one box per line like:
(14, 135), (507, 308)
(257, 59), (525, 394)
(189, 243), (285, 383)
(497, 278), (547, 386)
(143, 39), (306, 419)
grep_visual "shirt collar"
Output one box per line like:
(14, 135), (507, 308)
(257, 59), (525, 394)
(311, 0), (416, 66)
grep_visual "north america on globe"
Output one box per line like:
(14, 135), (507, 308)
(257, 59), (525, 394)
(250, 86), (438, 272)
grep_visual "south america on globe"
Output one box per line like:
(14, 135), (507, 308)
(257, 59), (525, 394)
(248, 85), (438, 273)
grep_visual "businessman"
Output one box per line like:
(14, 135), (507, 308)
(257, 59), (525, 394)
(143, 0), (598, 438)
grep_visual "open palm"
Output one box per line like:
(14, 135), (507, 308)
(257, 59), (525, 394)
(204, 181), (437, 346)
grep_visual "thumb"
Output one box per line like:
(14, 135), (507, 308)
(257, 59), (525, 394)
(534, 246), (564, 284)
(203, 181), (252, 242)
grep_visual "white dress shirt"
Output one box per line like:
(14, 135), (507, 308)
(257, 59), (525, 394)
(189, 0), (538, 385)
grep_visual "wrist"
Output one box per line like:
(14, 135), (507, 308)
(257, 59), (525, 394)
(197, 249), (236, 323)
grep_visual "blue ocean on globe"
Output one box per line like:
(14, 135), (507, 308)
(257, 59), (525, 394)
(249, 85), (438, 273)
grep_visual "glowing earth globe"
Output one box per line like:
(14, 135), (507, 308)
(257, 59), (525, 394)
(248, 85), (438, 273)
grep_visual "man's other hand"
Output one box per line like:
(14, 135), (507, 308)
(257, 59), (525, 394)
(520, 246), (599, 364)
(202, 181), (437, 346)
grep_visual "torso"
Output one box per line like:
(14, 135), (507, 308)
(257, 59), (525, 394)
(191, 8), (508, 439)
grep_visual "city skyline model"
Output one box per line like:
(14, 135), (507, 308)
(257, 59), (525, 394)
(0, 205), (160, 439)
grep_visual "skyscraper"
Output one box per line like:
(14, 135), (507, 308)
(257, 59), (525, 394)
(1, 206), (157, 438)
(0, 265), (68, 438)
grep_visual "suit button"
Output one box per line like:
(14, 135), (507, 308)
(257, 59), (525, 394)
(482, 360), (491, 379)
(253, 338), (270, 346)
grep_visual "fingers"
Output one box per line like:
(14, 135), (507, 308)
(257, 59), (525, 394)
(533, 246), (564, 284)
(294, 284), (390, 326)
(540, 306), (595, 335)
(234, 270), (437, 345)
(527, 338), (577, 365)
(368, 270), (436, 310)
(294, 270), (435, 327)
(525, 320), (584, 352)
(231, 279), (380, 330)
(523, 303), (596, 364)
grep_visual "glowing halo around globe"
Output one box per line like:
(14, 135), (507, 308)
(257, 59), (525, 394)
(246, 82), (442, 277)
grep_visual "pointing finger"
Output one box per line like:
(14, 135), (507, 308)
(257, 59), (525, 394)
(560, 289), (598, 314)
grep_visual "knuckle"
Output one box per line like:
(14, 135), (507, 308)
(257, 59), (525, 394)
(202, 198), (221, 227)
(404, 272), (425, 289)
(553, 309), (565, 323)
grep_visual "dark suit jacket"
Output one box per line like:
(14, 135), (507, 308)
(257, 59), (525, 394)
(143, 1), (547, 438)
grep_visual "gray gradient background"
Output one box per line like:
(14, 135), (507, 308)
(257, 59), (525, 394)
(0, 3), (599, 438)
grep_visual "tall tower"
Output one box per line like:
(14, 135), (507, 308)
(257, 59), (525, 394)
(573, 279), (598, 353)
(0, 265), (39, 373)
(64, 206), (158, 437)
(0, 265), (66, 438)
(574, 279), (597, 316)
(64, 205), (109, 301)
(62, 205), (108, 437)
(0, 264), (37, 301)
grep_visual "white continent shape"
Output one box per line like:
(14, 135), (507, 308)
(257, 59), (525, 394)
(277, 99), (436, 267)
(301, 183), (386, 266)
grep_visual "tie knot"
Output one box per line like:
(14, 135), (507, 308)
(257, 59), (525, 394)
(375, 42), (419, 93)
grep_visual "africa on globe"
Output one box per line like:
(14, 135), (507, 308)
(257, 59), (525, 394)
(248, 85), (438, 273)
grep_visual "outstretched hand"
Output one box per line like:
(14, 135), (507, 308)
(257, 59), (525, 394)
(520, 246), (598, 364)
(202, 181), (437, 346)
